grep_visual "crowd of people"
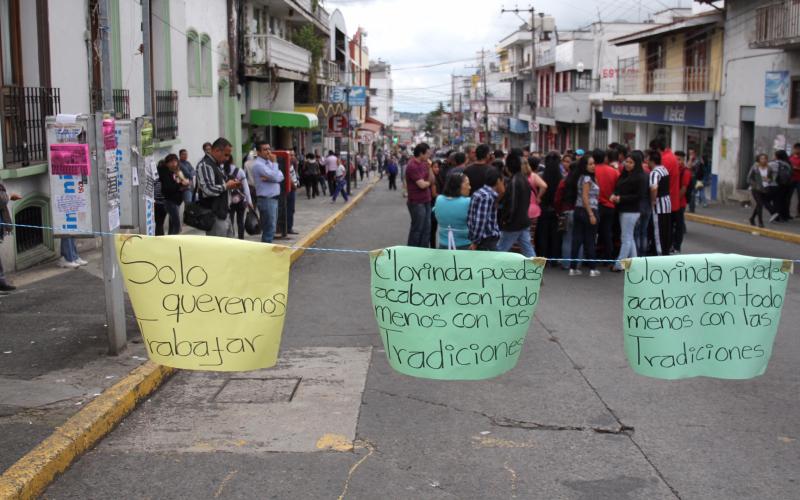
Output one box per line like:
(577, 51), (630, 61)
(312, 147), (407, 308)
(400, 139), (732, 276)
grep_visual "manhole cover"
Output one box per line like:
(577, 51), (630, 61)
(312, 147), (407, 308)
(212, 377), (301, 403)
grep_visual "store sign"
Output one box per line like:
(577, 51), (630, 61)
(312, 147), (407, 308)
(603, 100), (711, 128)
(329, 86), (346, 103)
(357, 131), (374, 144)
(328, 115), (347, 137)
(509, 118), (529, 135)
(348, 86), (367, 106)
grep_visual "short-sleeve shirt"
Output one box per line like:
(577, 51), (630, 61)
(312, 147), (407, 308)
(405, 157), (432, 204)
(433, 195), (471, 248)
(649, 165), (672, 214)
(575, 175), (599, 210)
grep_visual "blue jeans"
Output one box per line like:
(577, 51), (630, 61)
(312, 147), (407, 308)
(497, 228), (536, 257)
(571, 209), (597, 270)
(258, 196), (279, 243)
(182, 189), (193, 205)
(560, 210), (582, 269)
(635, 207), (651, 256)
(615, 212), (639, 270)
(286, 190), (296, 231)
(60, 237), (80, 262)
(407, 202), (431, 247)
(695, 186), (707, 207)
(332, 179), (349, 202)
(164, 200), (181, 235)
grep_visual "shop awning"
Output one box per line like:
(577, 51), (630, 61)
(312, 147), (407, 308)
(358, 122), (381, 134)
(249, 110), (319, 129)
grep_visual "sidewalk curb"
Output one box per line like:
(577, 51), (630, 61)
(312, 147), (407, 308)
(0, 178), (379, 500)
(686, 212), (800, 245)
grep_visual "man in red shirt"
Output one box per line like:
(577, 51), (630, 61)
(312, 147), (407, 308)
(593, 148), (621, 261)
(405, 143), (433, 247)
(672, 151), (692, 253)
(790, 142), (800, 217)
(651, 138), (679, 253)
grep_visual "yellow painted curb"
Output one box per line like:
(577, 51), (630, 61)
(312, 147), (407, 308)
(0, 178), (379, 499)
(0, 362), (173, 500)
(686, 212), (800, 245)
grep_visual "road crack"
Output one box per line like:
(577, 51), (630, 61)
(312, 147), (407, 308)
(534, 315), (681, 499)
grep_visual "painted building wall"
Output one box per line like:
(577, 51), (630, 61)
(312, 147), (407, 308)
(715, 0), (800, 199)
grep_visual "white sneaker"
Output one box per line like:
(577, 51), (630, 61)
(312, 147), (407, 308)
(57, 257), (80, 269)
(568, 269), (582, 276)
(589, 270), (601, 277)
(770, 212), (780, 223)
(76, 258), (89, 266)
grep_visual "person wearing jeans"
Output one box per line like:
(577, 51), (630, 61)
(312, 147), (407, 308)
(611, 151), (647, 270)
(405, 143), (433, 247)
(569, 156), (600, 276)
(252, 142), (283, 243)
(497, 152), (536, 257)
(58, 237), (87, 269)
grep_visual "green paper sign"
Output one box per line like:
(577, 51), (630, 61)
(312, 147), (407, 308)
(370, 246), (544, 380)
(623, 254), (791, 380)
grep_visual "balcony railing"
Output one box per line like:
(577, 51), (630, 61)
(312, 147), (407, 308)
(617, 66), (710, 95)
(90, 88), (131, 119)
(1, 86), (60, 167)
(320, 60), (341, 83)
(753, 0), (800, 48)
(244, 34), (311, 77)
(154, 90), (178, 142)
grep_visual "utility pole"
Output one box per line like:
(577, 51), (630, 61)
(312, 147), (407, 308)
(142, 0), (153, 116)
(481, 49), (489, 145)
(501, 5), (537, 152)
(97, 0), (127, 355)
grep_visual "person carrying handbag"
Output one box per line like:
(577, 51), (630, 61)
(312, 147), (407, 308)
(226, 161), (253, 239)
(193, 138), (241, 236)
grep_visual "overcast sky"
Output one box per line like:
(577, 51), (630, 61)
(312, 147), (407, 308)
(325, 0), (694, 113)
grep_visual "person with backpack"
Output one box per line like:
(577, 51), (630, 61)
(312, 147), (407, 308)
(386, 156), (399, 190)
(772, 149), (793, 222)
(303, 153), (320, 199)
(225, 160), (253, 239)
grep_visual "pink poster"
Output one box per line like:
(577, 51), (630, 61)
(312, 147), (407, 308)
(50, 143), (91, 176)
(103, 118), (116, 150)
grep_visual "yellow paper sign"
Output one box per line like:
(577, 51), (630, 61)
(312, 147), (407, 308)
(115, 235), (290, 371)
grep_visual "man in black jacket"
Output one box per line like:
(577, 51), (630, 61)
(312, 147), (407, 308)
(496, 152), (535, 257)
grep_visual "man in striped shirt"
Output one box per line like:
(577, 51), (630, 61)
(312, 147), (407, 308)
(647, 151), (672, 256)
(468, 166), (504, 250)
(196, 137), (239, 237)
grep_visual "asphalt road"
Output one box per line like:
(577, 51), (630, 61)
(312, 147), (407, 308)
(45, 182), (800, 499)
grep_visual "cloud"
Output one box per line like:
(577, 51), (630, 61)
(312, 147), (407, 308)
(326, 0), (683, 112)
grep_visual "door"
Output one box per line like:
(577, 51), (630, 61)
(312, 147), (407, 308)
(684, 31), (709, 93)
(645, 41), (664, 93)
(739, 120), (755, 190)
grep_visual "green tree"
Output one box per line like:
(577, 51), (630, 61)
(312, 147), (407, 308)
(424, 101), (446, 134)
(293, 25), (325, 103)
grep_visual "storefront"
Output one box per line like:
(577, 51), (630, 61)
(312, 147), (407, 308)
(603, 100), (716, 155)
(248, 110), (319, 153)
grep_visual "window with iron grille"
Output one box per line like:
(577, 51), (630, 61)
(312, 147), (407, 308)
(14, 205), (44, 254)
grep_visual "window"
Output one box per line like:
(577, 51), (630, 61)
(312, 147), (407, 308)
(187, 30), (212, 97)
(790, 77), (800, 123)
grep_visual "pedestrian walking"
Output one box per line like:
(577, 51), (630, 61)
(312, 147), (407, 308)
(324, 151), (339, 194)
(647, 151), (672, 256)
(386, 156), (399, 190)
(225, 160), (253, 239)
(0, 181), (21, 290)
(569, 156), (600, 277)
(252, 142), (284, 243)
(468, 166), (503, 251)
(303, 153), (320, 199)
(497, 152), (536, 257)
(331, 159), (349, 203)
(748, 153), (776, 228)
(196, 138), (239, 237)
(433, 172), (471, 249)
(405, 143), (433, 247)
(772, 149), (793, 222)
(157, 154), (189, 235)
(610, 151), (647, 271)
(178, 149), (195, 204)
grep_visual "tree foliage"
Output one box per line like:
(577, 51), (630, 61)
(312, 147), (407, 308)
(293, 25), (325, 103)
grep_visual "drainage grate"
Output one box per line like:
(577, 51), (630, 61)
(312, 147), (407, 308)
(211, 377), (302, 404)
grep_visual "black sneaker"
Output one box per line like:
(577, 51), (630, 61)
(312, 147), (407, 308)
(0, 283), (16, 292)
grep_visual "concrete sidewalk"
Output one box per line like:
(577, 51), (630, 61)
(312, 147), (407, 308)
(0, 177), (376, 485)
(687, 202), (800, 244)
